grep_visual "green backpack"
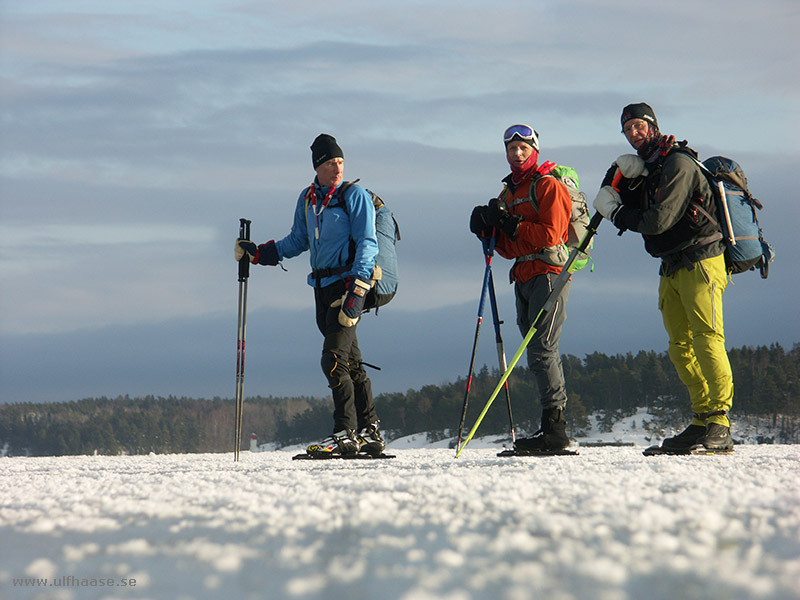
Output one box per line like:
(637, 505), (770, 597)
(509, 162), (594, 273)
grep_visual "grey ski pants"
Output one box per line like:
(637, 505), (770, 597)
(515, 272), (570, 411)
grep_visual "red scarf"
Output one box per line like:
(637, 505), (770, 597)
(509, 150), (540, 186)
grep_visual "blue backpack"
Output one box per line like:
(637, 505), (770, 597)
(358, 186), (400, 310)
(692, 156), (775, 278)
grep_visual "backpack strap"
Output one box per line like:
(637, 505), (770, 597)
(303, 183), (315, 215)
(304, 180), (361, 217)
(507, 178), (540, 209)
(682, 153), (737, 245)
(515, 245), (569, 268)
(332, 180), (360, 213)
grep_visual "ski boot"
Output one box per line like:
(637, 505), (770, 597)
(659, 423), (707, 453)
(357, 421), (386, 457)
(306, 429), (360, 458)
(644, 413), (734, 455)
(698, 422), (733, 452)
(513, 408), (572, 454)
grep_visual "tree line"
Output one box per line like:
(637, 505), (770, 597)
(1, 343), (797, 456)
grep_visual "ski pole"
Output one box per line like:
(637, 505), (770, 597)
(455, 211), (604, 457)
(234, 218), (251, 462)
(486, 267), (515, 446)
(455, 235), (496, 453)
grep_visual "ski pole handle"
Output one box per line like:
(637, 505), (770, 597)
(482, 232), (497, 258)
(608, 170), (626, 237)
(238, 218), (252, 281)
(611, 170), (623, 192)
(239, 218), (251, 240)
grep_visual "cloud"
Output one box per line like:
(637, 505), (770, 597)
(1, 223), (215, 247)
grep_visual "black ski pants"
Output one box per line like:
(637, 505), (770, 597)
(314, 280), (377, 433)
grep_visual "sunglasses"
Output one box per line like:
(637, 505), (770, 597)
(503, 124), (539, 148)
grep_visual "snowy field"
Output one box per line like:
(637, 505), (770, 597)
(1, 445), (799, 600)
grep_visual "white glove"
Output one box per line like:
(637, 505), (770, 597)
(615, 154), (648, 179)
(593, 186), (622, 221)
(235, 239), (257, 262)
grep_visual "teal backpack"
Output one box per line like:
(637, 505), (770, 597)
(689, 156), (774, 278)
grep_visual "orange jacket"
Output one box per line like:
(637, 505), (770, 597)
(494, 166), (572, 283)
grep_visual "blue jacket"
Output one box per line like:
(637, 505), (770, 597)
(275, 179), (378, 288)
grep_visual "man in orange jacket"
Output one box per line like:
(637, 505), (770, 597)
(470, 124), (573, 452)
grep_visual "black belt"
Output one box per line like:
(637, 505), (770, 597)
(310, 264), (350, 279)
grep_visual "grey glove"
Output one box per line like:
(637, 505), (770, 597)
(615, 154), (648, 179)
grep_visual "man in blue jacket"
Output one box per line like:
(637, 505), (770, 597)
(236, 134), (386, 457)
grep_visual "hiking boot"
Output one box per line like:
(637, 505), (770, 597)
(514, 408), (569, 452)
(306, 429), (360, 458)
(698, 423), (733, 451)
(357, 421), (386, 457)
(660, 424), (706, 452)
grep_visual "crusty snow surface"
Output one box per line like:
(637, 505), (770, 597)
(1, 444), (799, 600)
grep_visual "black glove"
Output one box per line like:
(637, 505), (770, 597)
(486, 197), (522, 241)
(256, 241), (280, 266)
(470, 205), (492, 239)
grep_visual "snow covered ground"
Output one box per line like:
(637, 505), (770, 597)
(1, 444), (799, 600)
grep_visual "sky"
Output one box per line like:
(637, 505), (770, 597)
(1, 0), (798, 404)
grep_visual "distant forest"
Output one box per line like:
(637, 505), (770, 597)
(1, 343), (798, 456)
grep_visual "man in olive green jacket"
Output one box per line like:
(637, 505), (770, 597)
(593, 103), (734, 453)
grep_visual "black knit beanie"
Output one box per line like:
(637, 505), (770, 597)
(310, 134), (344, 169)
(620, 103), (658, 132)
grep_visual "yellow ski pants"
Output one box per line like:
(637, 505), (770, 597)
(658, 253), (733, 427)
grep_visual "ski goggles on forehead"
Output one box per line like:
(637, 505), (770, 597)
(503, 124), (539, 148)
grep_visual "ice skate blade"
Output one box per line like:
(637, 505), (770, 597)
(497, 448), (579, 457)
(643, 445), (734, 456)
(292, 452), (396, 461)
